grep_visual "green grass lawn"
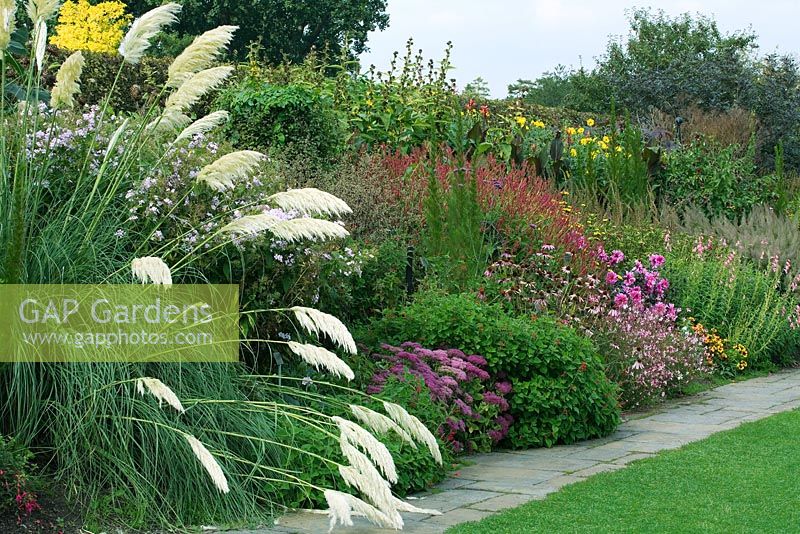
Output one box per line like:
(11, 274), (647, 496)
(448, 409), (800, 534)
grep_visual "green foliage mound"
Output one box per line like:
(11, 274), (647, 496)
(360, 292), (621, 448)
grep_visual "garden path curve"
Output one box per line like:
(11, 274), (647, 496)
(253, 370), (800, 533)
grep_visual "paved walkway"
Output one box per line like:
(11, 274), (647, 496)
(266, 370), (800, 533)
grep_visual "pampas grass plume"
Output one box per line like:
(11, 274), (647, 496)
(221, 213), (280, 237)
(168, 25), (238, 87)
(25, 0), (58, 23)
(349, 405), (415, 447)
(383, 401), (442, 465)
(286, 342), (354, 380)
(196, 149), (265, 191)
(290, 306), (357, 354)
(267, 188), (352, 218)
(0, 0), (16, 52)
(184, 434), (230, 493)
(131, 256), (173, 286)
(268, 218), (349, 244)
(118, 3), (181, 64)
(333, 417), (397, 483)
(165, 65), (233, 113)
(136, 377), (185, 413)
(325, 490), (398, 533)
(50, 51), (84, 110)
(174, 111), (229, 144)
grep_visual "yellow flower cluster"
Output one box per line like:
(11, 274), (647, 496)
(513, 116), (545, 129)
(692, 321), (749, 372)
(50, 0), (132, 54)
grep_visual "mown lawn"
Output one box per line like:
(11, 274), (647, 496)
(449, 409), (800, 533)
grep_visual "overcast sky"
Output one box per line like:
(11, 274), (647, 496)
(359, 0), (800, 98)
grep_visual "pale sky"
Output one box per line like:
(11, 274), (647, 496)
(359, 0), (800, 98)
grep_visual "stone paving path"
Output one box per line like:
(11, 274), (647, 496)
(264, 370), (800, 533)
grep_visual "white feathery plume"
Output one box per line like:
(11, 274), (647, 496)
(173, 110), (229, 144)
(382, 401), (442, 465)
(267, 188), (352, 218)
(0, 0), (17, 52)
(350, 405), (415, 447)
(333, 417), (397, 483)
(33, 19), (46, 70)
(167, 25), (238, 87)
(267, 218), (349, 244)
(135, 377), (184, 413)
(50, 51), (85, 110)
(118, 3), (181, 64)
(131, 256), (173, 286)
(290, 306), (357, 354)
(324, 490), (397, 533)
(337, 464), (401, 528)
(147, 108), (191, 132)
(222, 213), (280, 237)
(25, 0), (58, 23)
(164, 65), (233, 113)
(391, 496), (442, 516)
(196, 149), (265, 191)
(184, 434), (230, 493)
(286, 342), (354, 381)
(106, 117), (130, 156)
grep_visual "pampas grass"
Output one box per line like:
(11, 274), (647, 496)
(131, 256), (173, 286)
(184, 434), (230, 494)
(174, 111), (229, 144)
(333, 417), (397, 483)
(324, 490), (396, 533)
(118, 3), (181, 64)
(196, 150), (265, 191)
(33, 19), (46, 70)
(267, 188), (353, 218)
(0, 0), (16, 52)
(383, 401), (442, 465)
(337, 464), (400, 527)
(168, 25), (238, 87)
(290, 306), (357, 354)
(165, 66), (234, 113)
(268, 218), (350, 243)
(136, 377), (185, 413)
(25, 0), (58, 23)
(349, 405), (415, 447)
(286, 342), (355, 381)
(221, 213), (280, 237)
(50, 51), (84, 110)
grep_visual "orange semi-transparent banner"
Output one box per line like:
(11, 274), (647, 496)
(0, 285), (239, 362)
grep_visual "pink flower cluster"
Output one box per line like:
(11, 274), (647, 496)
(368, 342), (513, 453)
(595, 250), (708, 407)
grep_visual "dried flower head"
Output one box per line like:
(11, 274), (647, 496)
(196, 149), (265, 191)
(167, 25), (238, 87)
(118, 3), (181, 64)
(184, 434), (229, 493)
(135, 377), (184, 413)
(131, 256), (173, 286)
(50, 51), (85, 110)
(267, 188), (352, 218)
(290, 306), (357, 354)
(286, 341), (354, 381)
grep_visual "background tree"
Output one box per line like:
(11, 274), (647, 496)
(128, 0), (390, 62)
(463, 76), (491, 100)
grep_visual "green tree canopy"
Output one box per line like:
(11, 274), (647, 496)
(128, 0), (390, 62)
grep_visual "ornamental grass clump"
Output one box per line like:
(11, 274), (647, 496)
(367, 342), (513, 453)
(0, 4), (441, 529)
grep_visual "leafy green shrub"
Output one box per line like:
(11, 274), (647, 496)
(664, 253), (800, 367)
(660, 138), (776, 219)
(46, 48), (172, 111)
(360, 292), (620, 448)
(0, 436), (39, 522)
(216, 77), (345, 159)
